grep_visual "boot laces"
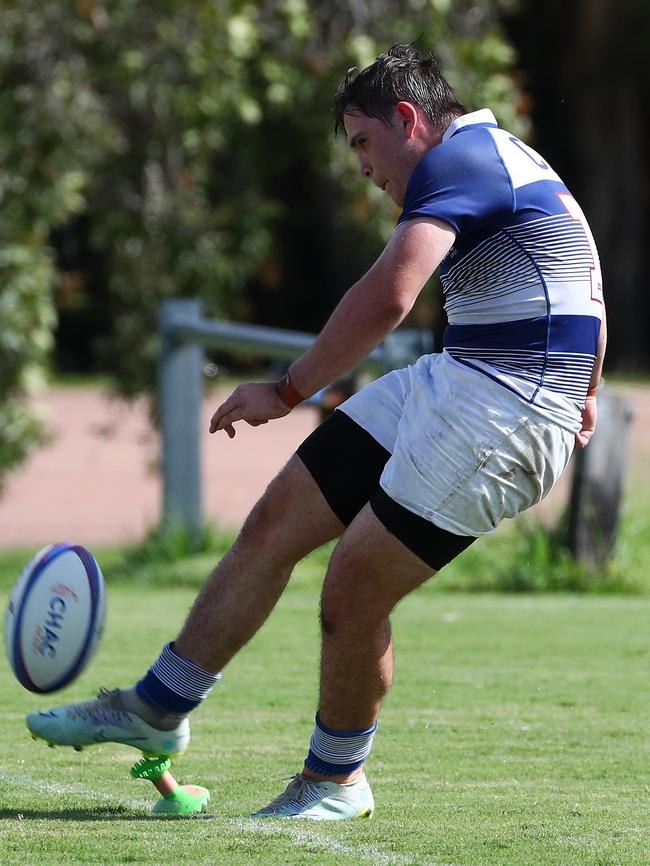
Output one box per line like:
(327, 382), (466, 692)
(66, 687), (133, 728)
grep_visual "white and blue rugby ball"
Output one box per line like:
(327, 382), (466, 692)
(4, 543), (106, 694)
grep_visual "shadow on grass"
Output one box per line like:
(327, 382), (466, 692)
(0, 807), (216, 821)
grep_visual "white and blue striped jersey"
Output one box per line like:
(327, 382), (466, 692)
(398, 109), (604, 430)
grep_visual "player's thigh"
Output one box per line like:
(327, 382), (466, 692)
(321, 504), (440, 624)
(244, 405), (397, 563)
(296, 409), (392, 527)
(240, 453), (345, 564)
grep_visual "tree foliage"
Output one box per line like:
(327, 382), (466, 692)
(0, 2), (104, 486)
(0, 0), (525, 484)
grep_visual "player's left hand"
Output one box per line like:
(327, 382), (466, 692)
(209, 382), (291, 439)
(575, 393), (597, 448)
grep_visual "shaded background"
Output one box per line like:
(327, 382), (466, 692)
(505, 0), (649, 371)
(1, 0), (648, 490)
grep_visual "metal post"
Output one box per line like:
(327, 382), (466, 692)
(159, 299), (204, 540)
(157, 299), (436, 540)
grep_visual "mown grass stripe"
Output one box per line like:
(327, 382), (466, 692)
(0, 771), (149, 812)
(0, 771), (458, 866)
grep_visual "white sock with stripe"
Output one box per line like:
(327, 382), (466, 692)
(304, 712), (377, 776)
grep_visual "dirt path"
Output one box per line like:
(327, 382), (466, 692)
(0, 388), (318, 547)
(0, 384), (647, 549)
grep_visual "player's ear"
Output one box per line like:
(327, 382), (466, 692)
(395, 102), (418, 138)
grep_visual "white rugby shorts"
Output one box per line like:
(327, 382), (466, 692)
(338, 351), (575, 537)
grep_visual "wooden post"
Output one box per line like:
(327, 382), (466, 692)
(567, 389), (634, 567)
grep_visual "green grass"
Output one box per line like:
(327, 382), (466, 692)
(435, 508), (650, 594)
(1, 554), (650, 865)
(5, 489), (650, 598)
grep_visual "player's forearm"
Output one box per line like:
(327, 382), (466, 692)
(283, 218), (456, 403)
(288, 278), (411, 399)
(588, 308), (607, 394)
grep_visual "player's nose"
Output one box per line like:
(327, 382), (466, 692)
(358, 158), (372, 179)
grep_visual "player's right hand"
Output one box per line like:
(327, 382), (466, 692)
(209, 382), (291, 439)
(575, 393), (597, 448)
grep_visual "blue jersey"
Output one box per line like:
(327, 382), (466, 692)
(398, 109), (603, 430)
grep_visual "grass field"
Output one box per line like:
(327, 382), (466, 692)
(1, 549), (650, 866)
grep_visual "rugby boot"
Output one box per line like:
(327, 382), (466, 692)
(26, 687), (189, 758)
(251, 773), (374, 820)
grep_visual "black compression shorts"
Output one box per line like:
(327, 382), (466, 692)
(296, 410), (476, 571)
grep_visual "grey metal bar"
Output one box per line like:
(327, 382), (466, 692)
(172, 316), (387, 370)
(159, 299), (204, 539)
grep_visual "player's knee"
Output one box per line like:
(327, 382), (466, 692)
(320, 558), (376, 634)
(319, 586), (349, 635)
(320, 541), (404, 633)
(319, 602), (335, 635)
(237, 490), (293, 565)
(319, 579), (379, 635)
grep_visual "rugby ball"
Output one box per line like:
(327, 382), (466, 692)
(4, 543), (106, 693)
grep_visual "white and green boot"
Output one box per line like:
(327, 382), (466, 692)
(26, 688), (190, 758)
(252, 774), (374, 820)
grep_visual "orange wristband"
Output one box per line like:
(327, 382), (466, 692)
(275, 372), (305, 409)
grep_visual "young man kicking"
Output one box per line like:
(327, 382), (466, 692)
(27, 44), (606, 820)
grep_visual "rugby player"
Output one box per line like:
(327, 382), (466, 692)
(28, 45), (606, 820)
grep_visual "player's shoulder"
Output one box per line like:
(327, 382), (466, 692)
(415, 122), (502, 183)
(405, 113), (512, 219)
(409, 109), (517, 201)
(399, 110), (569, 234)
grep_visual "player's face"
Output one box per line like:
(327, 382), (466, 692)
(344, 107), (425, 207)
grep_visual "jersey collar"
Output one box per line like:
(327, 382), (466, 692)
(442, 109), (498, 142)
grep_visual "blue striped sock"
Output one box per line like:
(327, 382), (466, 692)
(304, 712), (377, 776)
(136, 642), (221, 714)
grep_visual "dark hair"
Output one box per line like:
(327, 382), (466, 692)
(334, 44), (466, 134)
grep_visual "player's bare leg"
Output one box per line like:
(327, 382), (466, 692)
(173, 454), (344, 671)
(26, 455), (345, 753)
(253, 503), (435, 819)
(303, 504), (434, 782)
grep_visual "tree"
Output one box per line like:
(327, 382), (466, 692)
(0, 0), (525, 487)
(0, 2), (109, 486)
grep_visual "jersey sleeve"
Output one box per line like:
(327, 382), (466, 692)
(398, 129), (514, 236)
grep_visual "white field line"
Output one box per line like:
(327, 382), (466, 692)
(0, 771), (461, 866)
(224, 817), (461, 866)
